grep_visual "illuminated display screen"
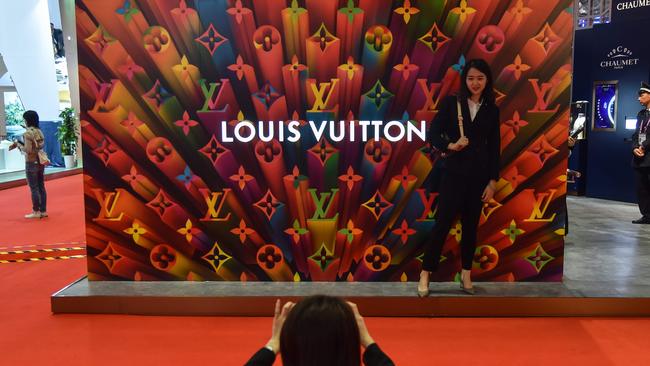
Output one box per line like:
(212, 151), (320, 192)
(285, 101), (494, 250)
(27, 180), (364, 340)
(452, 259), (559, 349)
(593, 82), (617, 130)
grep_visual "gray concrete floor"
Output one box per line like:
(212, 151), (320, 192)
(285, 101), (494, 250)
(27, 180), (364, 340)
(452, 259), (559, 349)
(564, 196), (650, 296)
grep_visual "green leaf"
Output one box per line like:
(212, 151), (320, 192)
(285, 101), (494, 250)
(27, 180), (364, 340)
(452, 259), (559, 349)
(57, 107), (79, 155)
(4, 100), (25, 126)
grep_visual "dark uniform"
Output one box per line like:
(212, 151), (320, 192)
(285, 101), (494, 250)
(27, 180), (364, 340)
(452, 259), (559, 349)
(422, 95), (500, 272)
(631, 82), (650, 224)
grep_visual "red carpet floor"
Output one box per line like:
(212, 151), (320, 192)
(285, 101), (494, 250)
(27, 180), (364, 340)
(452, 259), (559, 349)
(0, 174), (85, 247)
(1, 175), (649, 365)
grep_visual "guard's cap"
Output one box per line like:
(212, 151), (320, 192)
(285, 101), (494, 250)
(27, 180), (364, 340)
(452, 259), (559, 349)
(639, 82), (650, 95)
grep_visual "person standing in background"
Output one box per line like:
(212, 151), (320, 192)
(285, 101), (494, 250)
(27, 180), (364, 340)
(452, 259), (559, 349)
(8, 110), (48, 219)
(631, 82), (650, 224)
(51, 23), (65, 58)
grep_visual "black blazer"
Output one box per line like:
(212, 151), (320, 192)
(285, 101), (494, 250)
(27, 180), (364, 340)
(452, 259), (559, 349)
(429, 95), (501, 182)
(631, 108), (650, 168)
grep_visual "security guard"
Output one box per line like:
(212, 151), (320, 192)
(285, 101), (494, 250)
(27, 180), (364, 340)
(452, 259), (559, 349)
(631, 82), (650, 224)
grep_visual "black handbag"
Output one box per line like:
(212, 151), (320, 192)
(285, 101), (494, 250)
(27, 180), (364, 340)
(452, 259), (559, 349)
(430, 99), (464, 160)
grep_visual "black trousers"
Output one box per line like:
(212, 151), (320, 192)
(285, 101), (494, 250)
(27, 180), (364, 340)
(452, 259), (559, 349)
(422, 172), (485, 272)
(636, 167), (650, 217)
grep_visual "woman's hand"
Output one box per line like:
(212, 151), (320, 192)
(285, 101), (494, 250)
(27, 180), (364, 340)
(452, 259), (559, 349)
(266, 299), (295, 354)
(481, 180), (496, 202)
(447, 136), (469, 151)
(347, 302), (375, 348)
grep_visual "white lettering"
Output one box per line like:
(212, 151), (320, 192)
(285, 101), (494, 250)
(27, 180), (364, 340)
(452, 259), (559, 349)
(234, 120), (255, 142)
(259, 121), (274, 142)
(358, 120), (371, 141)
(600, 58), (640, 69)
(309, 120), (328, 141)
(287, 120), (300, 142)
(371, 120), (383, 140)
(408, 121), (427, 142)
(617, 0), (650, 11)
(384, 121), (405, 142)
(220, 121), (233, 142)
(329, 121), (345, 142)
(222, 120), (429, 142)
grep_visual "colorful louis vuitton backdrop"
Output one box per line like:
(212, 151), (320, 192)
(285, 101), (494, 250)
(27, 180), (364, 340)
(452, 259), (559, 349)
(77, 0), (572, 282)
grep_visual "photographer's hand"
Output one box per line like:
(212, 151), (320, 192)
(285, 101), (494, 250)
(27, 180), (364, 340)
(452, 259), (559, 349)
(347, 302), (375, 348)
(266, 299), (294, 354)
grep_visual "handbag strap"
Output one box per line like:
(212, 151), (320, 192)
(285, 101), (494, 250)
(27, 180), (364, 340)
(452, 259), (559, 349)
(456, 98), (465, 138)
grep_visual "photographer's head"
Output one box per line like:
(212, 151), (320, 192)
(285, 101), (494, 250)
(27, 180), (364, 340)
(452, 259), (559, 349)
(280, 295), (361, 366)
(23, 110), (40, 128)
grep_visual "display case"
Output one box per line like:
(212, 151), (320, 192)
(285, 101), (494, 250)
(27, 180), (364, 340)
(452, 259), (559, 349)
(592, 81), (618, 131)
(571, 100), (589, 139)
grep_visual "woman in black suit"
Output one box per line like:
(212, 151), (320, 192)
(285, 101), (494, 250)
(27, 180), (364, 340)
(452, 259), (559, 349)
(418, 59), (500, 296)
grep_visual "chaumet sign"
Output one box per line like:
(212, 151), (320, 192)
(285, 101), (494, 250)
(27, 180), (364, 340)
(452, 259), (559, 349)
(600, 46), (639, 69)
(616, 0), (650, 10)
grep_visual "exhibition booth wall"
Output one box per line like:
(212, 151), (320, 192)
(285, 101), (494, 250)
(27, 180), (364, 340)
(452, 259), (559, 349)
(571, 1), (650, 202)
(77, 0), (572, 282)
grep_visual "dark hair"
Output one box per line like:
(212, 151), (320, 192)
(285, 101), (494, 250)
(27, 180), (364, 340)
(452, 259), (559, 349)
(280, 295), (361, 366)
(459, 58), (495, 105)
(23, 110), (40, 128)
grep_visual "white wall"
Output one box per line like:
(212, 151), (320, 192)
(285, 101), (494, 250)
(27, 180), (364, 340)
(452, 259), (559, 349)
(59, 0), (80, 118)
(0, 0), (61, 121)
